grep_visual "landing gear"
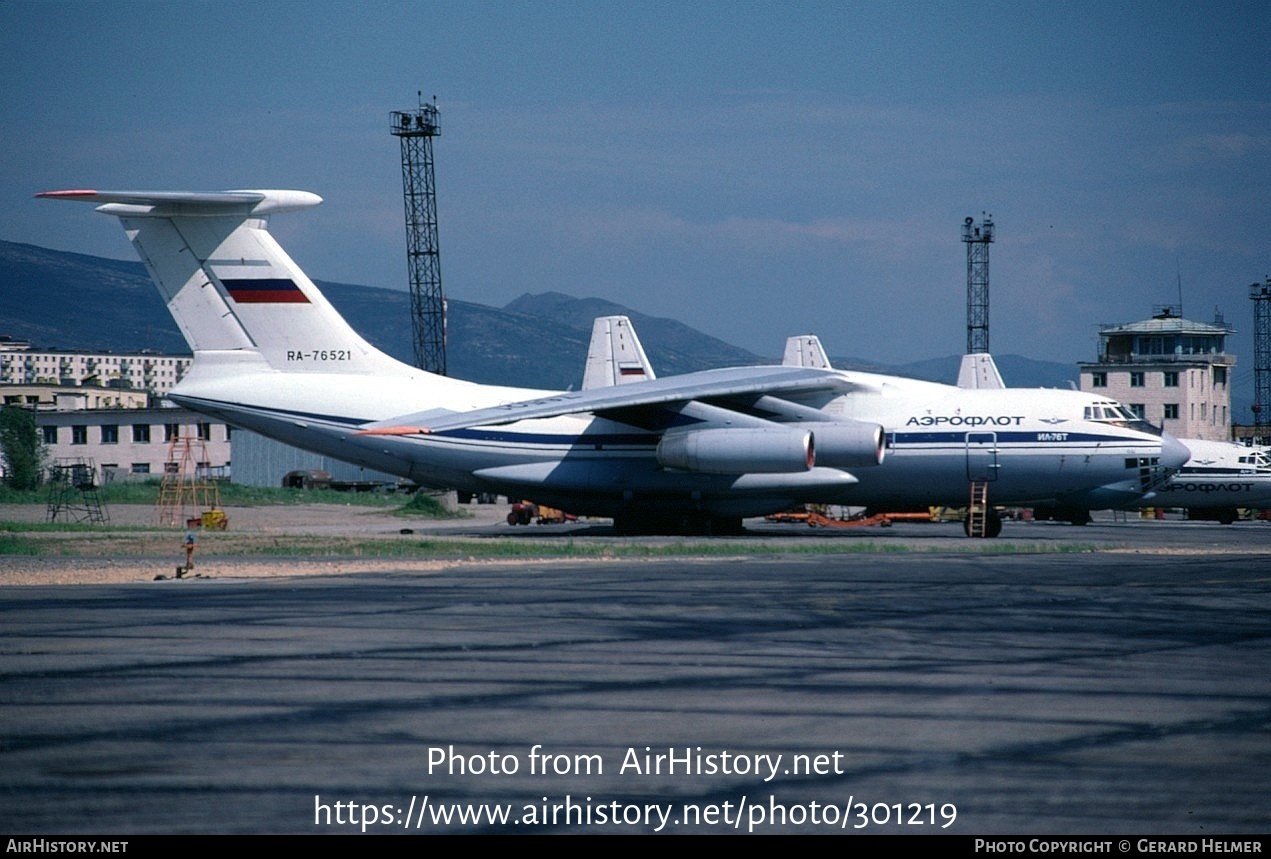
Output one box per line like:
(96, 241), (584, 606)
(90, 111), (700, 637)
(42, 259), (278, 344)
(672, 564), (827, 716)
(963, 508), (1002, 538)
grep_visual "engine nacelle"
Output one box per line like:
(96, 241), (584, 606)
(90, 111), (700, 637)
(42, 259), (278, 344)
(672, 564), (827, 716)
(657, 427), (814, 474)
(805, 421), (886, 468)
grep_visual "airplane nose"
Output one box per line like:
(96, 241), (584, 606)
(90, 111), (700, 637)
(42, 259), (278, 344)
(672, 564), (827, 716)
(1160, 433), (1191, 470)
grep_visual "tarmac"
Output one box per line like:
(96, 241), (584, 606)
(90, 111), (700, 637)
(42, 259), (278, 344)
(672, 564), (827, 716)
(1, 503), (1269, 834)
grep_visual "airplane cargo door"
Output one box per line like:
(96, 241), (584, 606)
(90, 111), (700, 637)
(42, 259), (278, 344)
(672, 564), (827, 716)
(965, 432), (1000, 482)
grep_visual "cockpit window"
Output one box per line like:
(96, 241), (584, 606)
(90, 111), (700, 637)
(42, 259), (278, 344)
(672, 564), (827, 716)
(1084, 401), (1160, 435)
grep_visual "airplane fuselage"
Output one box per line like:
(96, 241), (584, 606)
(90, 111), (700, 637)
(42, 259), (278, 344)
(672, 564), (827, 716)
(171, 354), (1177, 519)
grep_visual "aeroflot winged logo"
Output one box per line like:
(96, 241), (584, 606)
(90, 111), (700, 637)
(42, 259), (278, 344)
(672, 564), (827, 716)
(221, 278), (310, 304)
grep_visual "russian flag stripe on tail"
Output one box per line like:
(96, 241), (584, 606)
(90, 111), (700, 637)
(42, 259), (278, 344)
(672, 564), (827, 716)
(222, 278), (310, 304)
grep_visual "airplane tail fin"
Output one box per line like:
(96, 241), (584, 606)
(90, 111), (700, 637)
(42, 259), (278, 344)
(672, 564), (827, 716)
(956, 353), (1006, 389)
(782, 335), (833, 369)
(582, 315), (656, 389)
(37, 189), (411, 377)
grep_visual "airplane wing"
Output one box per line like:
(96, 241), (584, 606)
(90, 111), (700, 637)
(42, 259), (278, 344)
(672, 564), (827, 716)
(359, 364), (856, 435)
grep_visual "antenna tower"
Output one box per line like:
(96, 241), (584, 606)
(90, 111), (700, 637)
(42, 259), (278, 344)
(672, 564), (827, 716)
(1252, 278), (1271, 427)
(962, 213), (994, 354)
(390, 93), (446, 374)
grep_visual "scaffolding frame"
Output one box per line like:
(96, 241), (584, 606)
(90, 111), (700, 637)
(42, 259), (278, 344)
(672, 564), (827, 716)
(155, 430), (222, 527)
(46, 457), (109, 524)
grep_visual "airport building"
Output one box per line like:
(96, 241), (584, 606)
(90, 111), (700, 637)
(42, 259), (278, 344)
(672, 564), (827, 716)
(1078, 306), (1235, 441)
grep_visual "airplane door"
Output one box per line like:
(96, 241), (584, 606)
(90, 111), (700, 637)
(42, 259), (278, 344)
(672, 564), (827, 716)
(966, 431), (1000, 482)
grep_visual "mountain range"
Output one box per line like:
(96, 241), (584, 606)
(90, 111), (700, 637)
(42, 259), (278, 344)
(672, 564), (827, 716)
(2, 238), (1081, 391)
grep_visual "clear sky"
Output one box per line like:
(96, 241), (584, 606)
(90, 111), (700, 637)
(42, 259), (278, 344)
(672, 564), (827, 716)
(2, 1), (1267, 397)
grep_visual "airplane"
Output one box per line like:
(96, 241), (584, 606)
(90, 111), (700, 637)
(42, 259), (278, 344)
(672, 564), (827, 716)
(584, 323), (1192, 536)
(1132, 437), (1271, 524)
(953, 352), (1271, 524)
(40, 188), (1188, 536)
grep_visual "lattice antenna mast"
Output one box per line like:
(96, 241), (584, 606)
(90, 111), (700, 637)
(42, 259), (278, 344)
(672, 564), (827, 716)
(1252, 278), (1271, 427)
(962, 213), (994, 354)
(390, 93), (446, 374)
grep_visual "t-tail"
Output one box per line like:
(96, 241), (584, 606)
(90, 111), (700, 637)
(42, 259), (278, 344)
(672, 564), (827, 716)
(36, 189), (414, 379)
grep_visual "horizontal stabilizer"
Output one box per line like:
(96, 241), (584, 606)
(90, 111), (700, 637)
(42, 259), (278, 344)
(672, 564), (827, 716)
(37, 189), (322, 216)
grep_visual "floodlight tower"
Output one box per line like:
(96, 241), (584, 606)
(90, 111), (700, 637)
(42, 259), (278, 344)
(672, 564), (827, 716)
(1252, 278), (1271, 427)
(390, 94), (446, 375)
(962, 213), (994, 354)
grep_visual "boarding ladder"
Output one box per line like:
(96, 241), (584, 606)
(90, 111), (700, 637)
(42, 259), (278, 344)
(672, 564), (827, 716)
(966, 481), (990, 538)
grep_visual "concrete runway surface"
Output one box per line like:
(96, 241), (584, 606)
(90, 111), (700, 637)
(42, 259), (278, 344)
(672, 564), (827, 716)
(2, 520), (1269, 834)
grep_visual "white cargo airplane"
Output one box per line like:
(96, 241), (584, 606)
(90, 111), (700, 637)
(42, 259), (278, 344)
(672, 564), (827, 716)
(41, 188), (1188, 535)
(583, 322), (1190, 535)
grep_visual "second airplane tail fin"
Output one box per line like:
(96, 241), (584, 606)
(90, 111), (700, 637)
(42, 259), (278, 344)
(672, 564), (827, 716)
(582, 315), (656, 390)
(38, 189), (413, 378)
(782, 335), (833, 370)
(956, 353), (1006, 389)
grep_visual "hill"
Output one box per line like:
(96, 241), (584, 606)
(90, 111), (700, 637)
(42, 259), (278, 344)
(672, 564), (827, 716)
(0, 239), (1081, 390)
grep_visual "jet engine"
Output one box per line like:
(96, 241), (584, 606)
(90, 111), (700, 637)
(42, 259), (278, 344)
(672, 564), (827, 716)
(803, 421), (886, 468)
(657, 427), (814, 474)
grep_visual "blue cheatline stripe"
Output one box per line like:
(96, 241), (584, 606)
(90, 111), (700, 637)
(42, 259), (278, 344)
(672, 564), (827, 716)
(895, 431), (1148, 445)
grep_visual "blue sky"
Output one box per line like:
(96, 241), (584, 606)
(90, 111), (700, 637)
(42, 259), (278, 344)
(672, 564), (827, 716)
(2, 1), (1268, 406)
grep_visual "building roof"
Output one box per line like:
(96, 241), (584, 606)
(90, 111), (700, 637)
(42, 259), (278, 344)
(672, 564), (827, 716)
(1100, 311), (1233, 337)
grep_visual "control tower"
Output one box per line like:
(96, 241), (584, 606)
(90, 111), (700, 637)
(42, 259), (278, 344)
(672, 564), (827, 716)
(1078, 306), (1235, 441)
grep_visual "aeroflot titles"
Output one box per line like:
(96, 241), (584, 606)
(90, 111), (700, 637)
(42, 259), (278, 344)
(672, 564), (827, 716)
(906, 415), (1025, 427)
(1159, 482), (1258, 494)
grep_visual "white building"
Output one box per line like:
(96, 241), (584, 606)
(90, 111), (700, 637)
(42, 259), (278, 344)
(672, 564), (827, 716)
(0, 347), (191, 393)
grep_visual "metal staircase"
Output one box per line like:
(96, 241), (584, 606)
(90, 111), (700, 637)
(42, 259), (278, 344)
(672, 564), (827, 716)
(966, 481), (990, 538)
